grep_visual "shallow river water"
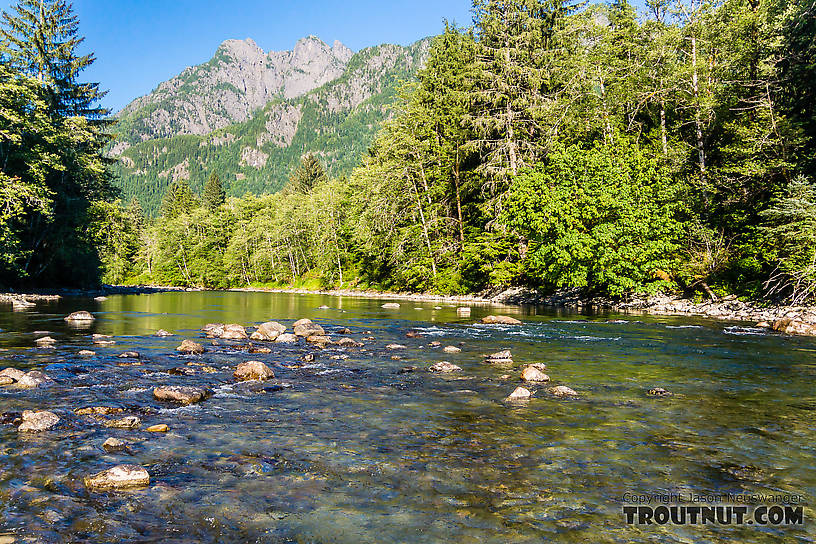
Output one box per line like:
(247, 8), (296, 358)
(0, 291), (814, 543)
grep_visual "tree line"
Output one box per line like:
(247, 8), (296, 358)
(2, 0), (815, 303)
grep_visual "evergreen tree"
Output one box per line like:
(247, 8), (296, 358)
(159, 179), (197, 219)
(202, 172), (225, 210)
(288, 153), (327, 194)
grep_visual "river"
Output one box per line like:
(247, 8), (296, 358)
(0, 291), (813, 543)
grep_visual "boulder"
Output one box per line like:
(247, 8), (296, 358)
(250, 321), (286, 341)
(84, 465), (150, 490)
(335, 337), (363, 348)
(220, 324), (248, 340)
(548, 385), (578, 398)
(146, 424), (169, 433)
(102, 437), (126, 452)
(34, 335), (57, 346)
(443, 346), (461, 354)
(0, 368), (25, 382)
(429, 361), (462, 373)
(293, 318), (312, 327)
(0, 376), (14, 386)
(202, 323), (225, 335)
(104, 416), (141, 429)
(176, 339), (205, 354)
(772, 318), (816, 336)
(485, 350), (513, 363)
(505, 386), (532, 402)
(17, 410), (60, 432)
(275, 333), (299, 344)
(153, 386), (211, 405)
(381, 303), (401, 309)
(481, 315), (523, 325)
(294, 321), (325, 337)
(118, 351), (140, 359)
(17, 371), (52, 388)
(64, 311), (95, 322)
(233, 361), (275, 381)
(306, 335), (331, 345)
(155, 329), (174, 337)
(521, 366), (550, 382)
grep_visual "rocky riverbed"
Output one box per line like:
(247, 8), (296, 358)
(0, 290), (813, 543)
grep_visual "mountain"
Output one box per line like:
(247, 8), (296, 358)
(110, 36), (431, 214)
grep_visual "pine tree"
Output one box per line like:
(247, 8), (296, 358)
(1, 0), (109, 119)
(288, 154), (327, 194)
(159, 180), (197, 219)
(202, 172), (225, 210)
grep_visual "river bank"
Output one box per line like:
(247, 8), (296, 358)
(3, 284), (815, 335)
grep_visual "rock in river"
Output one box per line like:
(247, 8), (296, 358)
(76, 406), (123, 416)
(155, 329), (174, 337)
(104, 416), (141, 429)
(17, 371), (52, 388)
(176, 339), (205, 354)
(102, 437), (126, 452)
(275, 333), (298, 344)
(17, 410), (60, 432)
(233, 361), (275, 381)
(505, 386), (532, 402)
(78, 350), (96, 357)
(647, 387), (672, 397)
(294, 321), (325, 337)
(220, 324), (248, 340)
(335, 337), (363, 348)
(485, 350), (513, 364)
(34, 336), (57, 346)
(118, 351), (140, 359)
(481, 315), (523, 325)
(146, 424), (169, 433)
(0, 376), (14, 386)
(250, 321), (286, 341)
(443, 346), (461, 354)
(429, 361), (462, 373)
(0, 368), (25, 382)
(773, 318), (816, 336)
(64, 311), (95, 322)
(202, 323), (225, 337)
(521, 365), (550, 383)
(386, 344), (407, 350)
(381, 303), (401, 309)
(84, 465), (150, 490)
(153, 386), (211, 405)
(549, 385), (578, 398)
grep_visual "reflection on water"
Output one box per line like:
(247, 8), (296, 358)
(0, 291), (814, 543)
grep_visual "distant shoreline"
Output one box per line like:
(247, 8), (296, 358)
(1, 284), (814, 336)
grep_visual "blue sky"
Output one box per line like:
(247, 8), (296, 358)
(0, 0), (474, 112)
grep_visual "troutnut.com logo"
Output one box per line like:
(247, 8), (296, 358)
(622, 492), (806, 526)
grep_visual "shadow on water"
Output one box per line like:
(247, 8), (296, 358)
(0, 291), (813, 543)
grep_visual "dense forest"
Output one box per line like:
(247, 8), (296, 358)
(1, 0), (815, 303)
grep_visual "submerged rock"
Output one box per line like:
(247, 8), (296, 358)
(275, 333), (298, 344)
(505, 386), (532, 402)
(549, 385), (578, 398)
(405, 330), (423, 338)
(176, 339), (205, 354)
(220, 324), (248, 340)
(398, 366), (417, 374)
(65, 311), (95, 322)
(647, 387), (672, 397)
(250, 321), (286, 341)
(17, 410), (60, 432)
(429, 361), (462, 373)
(381, 303), (401, 309)
(481, 315), (523, 325)
(102, 437), (126, 452)
(443, 346), (461, 354)
(76, 406), (123, 416)
(153, 386), (211, 405)
(104, 416), (140, 429)
(84, 465), (150, 490)
(521, 365), (550, 382)
(93, 334), (115, 345)
(233, 361), (275, 381)
(17, 371), (52, 388)
(146, 424), (169, 433)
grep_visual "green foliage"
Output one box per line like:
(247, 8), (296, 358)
(202, 172), (225, 210)
(504, 138), (687, 295)
(286, 153), (327, 194)
(159, 179), (197, 219)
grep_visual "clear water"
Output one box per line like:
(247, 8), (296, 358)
(0, 291), (813, 543)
